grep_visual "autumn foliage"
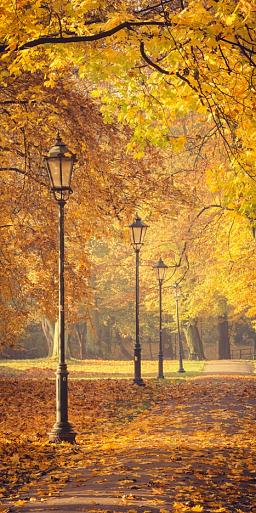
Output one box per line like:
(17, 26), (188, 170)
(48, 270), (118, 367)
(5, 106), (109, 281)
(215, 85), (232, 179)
(0, 0), (255, 349)
(0, 3), (256, 513)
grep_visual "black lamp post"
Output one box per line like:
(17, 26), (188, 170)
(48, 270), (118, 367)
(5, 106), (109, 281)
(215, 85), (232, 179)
(154, 258), (168, 379)
(173, 283), (185, 373)
(129, 214), (148, 386)
(45, 133), (76, 443)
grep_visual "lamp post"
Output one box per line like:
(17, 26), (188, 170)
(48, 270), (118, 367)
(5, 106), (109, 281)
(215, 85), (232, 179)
(45, 132), (76, 443)
(129, 214), (148, 386)
(154, 258), (168, 379)
(173, 283), (185, 373)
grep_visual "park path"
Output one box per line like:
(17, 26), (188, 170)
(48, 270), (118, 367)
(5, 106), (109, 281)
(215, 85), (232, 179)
(8, 377), (256, 513)
(203, 359), (254, 374)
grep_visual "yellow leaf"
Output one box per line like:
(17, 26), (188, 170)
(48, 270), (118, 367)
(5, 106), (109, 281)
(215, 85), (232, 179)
(171, 136), (186, 153)
(225, 13), (237, 26)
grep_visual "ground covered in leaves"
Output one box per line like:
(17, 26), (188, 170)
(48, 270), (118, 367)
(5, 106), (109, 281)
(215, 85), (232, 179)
(0, 376), (255, 513)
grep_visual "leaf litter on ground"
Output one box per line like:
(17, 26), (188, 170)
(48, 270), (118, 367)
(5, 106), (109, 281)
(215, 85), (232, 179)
(0, 375), (255, 513)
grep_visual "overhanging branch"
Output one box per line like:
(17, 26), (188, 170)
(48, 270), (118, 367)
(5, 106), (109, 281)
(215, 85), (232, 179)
(140, 41), (199, 93)
(0, 20), (172, 54)
(140, 41), (170, 74)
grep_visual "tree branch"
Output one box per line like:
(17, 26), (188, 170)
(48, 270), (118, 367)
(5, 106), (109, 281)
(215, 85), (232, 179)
(0, 100), (28, 105)
(0, 166), (26, 174)
(140, 41), (199, 94)
(218, 36), (256, 67)
(140, 41), (170, 74)
(0, 167), (48, 187)
(135, 1), (173, 15)
(0, 20), (172, 54)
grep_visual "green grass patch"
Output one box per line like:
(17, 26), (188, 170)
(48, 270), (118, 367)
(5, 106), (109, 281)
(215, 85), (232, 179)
(0, 358), (205, 379)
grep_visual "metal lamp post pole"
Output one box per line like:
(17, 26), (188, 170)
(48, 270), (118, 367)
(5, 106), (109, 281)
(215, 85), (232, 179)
(154, 258), (168, 378)
(46, 133), (76, 443)
(175, 293), (185, 374)
(49, 200), (76, 443)
(158, 280), (164, 379)
(129, 214), (148, 386)
(134, 247), (144, 386)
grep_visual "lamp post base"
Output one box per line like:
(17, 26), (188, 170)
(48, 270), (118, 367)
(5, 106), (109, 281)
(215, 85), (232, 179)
(158, 355), (164, 379)
(134, 349), (145, 386)
(49, 422), (76, 443)
(178, 367), (185, 373)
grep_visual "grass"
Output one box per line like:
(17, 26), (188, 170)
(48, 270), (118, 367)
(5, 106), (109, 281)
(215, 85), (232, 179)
(0, 357), (205, 379)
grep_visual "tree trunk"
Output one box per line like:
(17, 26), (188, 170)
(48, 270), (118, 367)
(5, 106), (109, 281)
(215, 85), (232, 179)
(253, 336), (256, 359)
(51, 320), (59, 358)
(147, 337), (153, 359)
(75, 323), (87, 359)
(104, 317), (115, 357)
(41, 318), (58, 357)
(163, 328), (174, 359)
(86, 310), (102, 357)
(65, 331), (71, 359)
(217, 314), (231, 359)
(41, 317), (73, 359)
(115, 331), (133, 359)
(183, 319), (206, 360)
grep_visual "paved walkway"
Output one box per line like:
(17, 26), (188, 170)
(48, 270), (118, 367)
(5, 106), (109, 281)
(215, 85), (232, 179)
(203, 359), (254, 374)
(7, 377), (256, 513)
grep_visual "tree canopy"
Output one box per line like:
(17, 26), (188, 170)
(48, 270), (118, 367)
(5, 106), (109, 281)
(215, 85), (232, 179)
(0, 0), (256, 349)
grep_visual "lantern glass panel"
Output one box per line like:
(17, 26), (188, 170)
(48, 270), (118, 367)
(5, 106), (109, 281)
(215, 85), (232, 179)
(131, 225), (147, 245)
(47, 158), (61, 189)
(48, 157), (73, 190)
(140, 225), (147, 245)
(131, 226), (142, 245)
(129, 215), (148, 248)
(173, 284), (181, 299)
(61, 158), (73, 188)
(158, 266), (167, 282)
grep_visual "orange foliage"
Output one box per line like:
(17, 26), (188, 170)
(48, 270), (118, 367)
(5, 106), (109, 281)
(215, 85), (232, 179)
(0, 376), (256, 512)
